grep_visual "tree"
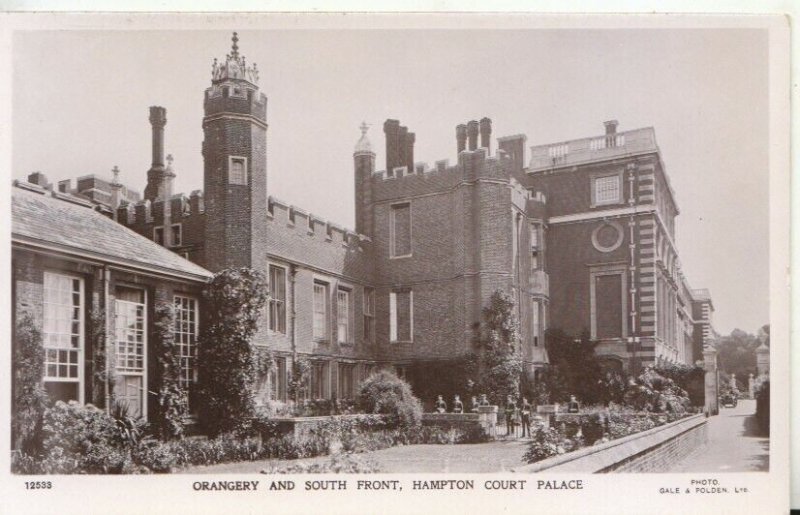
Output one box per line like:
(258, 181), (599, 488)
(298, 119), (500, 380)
(356, 370), (422, 427)
(196, 268), (271, 436)
(716, 328), (761, 389)
(474, 291), (523, 405)
(543, 329), (605, 405)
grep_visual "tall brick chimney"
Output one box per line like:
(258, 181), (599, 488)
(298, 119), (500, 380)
(456, 124), (467, 153)
(604, 119), (619, 148)
(467, 120), (479, 151)
(144, 106), (167, 201)
(479, 117), (492, 153)
(498, 134), (527, 175)
(404, 132), (415, 171)
(383, 119), (400, 172)
(354, 122), (375, 237)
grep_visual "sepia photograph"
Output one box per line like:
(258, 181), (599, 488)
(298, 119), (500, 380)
(0, 10), (792, 515)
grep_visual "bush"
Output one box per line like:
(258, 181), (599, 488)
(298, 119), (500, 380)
(356, 371), (422, 428)
(18, 401), (142, 474)
(12, 312), (48, 454)
(523, 425), (567, 463)
(655, 363), (705, 407)
(263, 452), (380, 474)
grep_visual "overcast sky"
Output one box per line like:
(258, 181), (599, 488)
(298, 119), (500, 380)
(12, 28), (769, 335)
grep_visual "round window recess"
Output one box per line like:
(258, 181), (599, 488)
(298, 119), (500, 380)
(592, 221), (624, 253)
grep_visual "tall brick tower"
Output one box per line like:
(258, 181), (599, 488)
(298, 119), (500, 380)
(353, 122), (375, 237)
(202, 32), (268, 271)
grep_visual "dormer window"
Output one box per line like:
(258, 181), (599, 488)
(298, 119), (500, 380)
(229, 157), (248, 185)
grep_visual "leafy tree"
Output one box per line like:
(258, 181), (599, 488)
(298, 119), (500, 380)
(474, 291), (523, 405)
(196, 268), (271, 436)
(13, 312), (49, 453)
(543, 329), (605, 404)
(716, 328), (761, 389)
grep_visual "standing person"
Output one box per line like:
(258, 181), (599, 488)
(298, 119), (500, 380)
(479, 394), (490, 407)
(567, 395), (580, 413)
(520, 397), (532, 438)
(470, 396), (480, 413)
(505, 395), (517, 436)
(435, 395), (447, 413)
(452, 395), (464, 414)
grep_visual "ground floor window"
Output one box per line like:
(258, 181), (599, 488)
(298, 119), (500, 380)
(310, 361), (329, 400)
(338, 363), (356, 399)
(174, 295), (198, 409)
(270, 357), (288, 402)
(42, 271), (84, 403)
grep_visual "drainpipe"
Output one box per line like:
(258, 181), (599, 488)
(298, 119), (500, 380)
(289, 264), (298, 403)
(102, 265), (111, 415)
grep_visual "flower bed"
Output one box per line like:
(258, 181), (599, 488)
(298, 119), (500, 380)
(524, 407), (692, 464)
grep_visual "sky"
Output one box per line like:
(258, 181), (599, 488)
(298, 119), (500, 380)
(12, 28), (770, 335)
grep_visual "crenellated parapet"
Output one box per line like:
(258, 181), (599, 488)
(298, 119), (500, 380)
(267, 195), (370, 252)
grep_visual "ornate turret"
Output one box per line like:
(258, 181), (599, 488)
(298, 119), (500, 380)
(211, 32), (260, 85)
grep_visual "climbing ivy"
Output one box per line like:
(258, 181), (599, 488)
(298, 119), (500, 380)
(152, 301), (188, 440)
(196, 268), (270, 436)
(12, 312), (48, 453)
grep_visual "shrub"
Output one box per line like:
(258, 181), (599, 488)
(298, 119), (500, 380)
(523, 425), (566, 463)
(263, 452), (380, 474)
(12, 312), (48, 454)
(356, 371), (422, 428)
(197, 268), (271, 437)
(655, 362), (705, 407)
(25, 401), (139, 474)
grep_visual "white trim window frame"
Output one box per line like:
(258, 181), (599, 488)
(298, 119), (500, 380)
(313, 280), (330, 342)
(173, 295), (199, 394)
(363, 287), (375, 344)
(42, 271), (85, 404)
(389, 201), (412, 259)
(336, 286), (352, 345)
(228, 156), (248, 186)
(591, 172), (623, 207)
(389, 289), (414, 344)
(268, 265), (287, 334)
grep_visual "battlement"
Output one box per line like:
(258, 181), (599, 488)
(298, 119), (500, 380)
(267, 195), (369, 250)
(119, 191), (206, 226)
(372, 147), (511, 182)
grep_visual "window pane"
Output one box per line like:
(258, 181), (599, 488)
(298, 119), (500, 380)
(43, 272), (82, 380)
(596, 274), (623, 338)
(595, 176), (620, 204)
(337, 290), (350, 344)
(313, 283), (328, 340)
(391, 204), (411, 256)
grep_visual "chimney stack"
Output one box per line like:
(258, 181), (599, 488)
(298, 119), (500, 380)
(150, 106), (167, 169)
(27, 171), (50, 189)
(604, 119), (619, 148)
(456, 124), (467, 153)
(404, 132), (415, 171)
(383, 119), (400, 173)
(467, 120), (479, 151)
(479, 117), (492, 153)
(145, 106), (168, 201)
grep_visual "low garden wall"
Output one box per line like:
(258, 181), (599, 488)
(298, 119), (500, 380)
(422, 406), (498, 438)
(513, 413), (707, 473)
(270, 414), (387, 439)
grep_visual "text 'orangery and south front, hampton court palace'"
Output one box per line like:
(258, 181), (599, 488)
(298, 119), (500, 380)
(11, 33), (715, 419)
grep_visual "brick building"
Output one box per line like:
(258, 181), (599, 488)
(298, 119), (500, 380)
(12, 33), (715, 418)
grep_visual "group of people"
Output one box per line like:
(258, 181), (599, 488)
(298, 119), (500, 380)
(433, 393), (490, 415)
(433, 393), (581, 439)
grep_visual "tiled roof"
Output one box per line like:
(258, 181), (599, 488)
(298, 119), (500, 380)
(12, 185), (212, 281)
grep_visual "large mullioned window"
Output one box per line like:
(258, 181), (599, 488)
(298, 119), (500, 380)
(42, 272), (84, 403)
(313, 281), (329, 341)
(268, 265), (286, 334)
(173, 295), (198, 392)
